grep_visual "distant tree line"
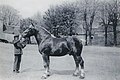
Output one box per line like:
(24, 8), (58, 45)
(0, 0), (120, 46)
(0, 5), (20, 31)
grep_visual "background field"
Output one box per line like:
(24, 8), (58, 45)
(0, 42), (120, 80)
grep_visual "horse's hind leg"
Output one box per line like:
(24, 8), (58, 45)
(73, 55), (85, 79)
(72, 55), (80, 76)
(79, 57), (85, 79)
(41, 53), (50, 79)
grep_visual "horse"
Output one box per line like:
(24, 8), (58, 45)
(21, 24), (85, 79)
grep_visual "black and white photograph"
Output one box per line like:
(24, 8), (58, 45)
(0, 0), (120, 80)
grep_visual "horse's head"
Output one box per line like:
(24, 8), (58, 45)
(22, 25), (38, 38)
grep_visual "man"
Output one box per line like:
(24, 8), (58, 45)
(13, 35), (27, 73)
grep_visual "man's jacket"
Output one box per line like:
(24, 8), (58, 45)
(13, 38), (27, 55)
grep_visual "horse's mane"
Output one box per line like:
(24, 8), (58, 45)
(37, 26), (56, 38)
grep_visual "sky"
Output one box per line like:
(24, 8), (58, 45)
(0, 0), (75, 18)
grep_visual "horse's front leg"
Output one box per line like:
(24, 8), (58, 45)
(41, 53), (50, 79)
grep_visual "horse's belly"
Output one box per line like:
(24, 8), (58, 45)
(50, 48), (69, 56)
(49, 53), (67, 56)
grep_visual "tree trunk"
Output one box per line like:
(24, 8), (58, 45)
(88, 25), (92, 45)
(85, 30), (88, 46)
(3, 22), (7, 31)
(69, 27), (73, 36)
(88, 11), (95, 45)
(113, 23), (117, 46)
(105, 25), (108, 46)
(88, 32), (92, 45)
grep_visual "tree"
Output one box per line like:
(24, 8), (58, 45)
(107, 0), (120, 46)
(98, 1), (111, 46)
(79, 0), (99, 45)
(31, 12), (43, 26)
(0, 5), (20, 29)
(43, 2), (80, 37)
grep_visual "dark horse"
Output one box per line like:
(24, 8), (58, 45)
(21, 24), (85, 79)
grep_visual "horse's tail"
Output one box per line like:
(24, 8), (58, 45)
(72, 36), (83, 56)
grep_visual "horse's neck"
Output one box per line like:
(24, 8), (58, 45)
(34, 33), (41, 45)
(34, 27), (51, 45)
(34, 27), (56, 45)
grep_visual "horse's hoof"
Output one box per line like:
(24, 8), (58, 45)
(41, 76), (47, 79)
(80, 76), (85, 79)
(41, 74), (47, 79)
(73, 73), (79, 76)
(41, 72), (51, 79)
(46, 72), (51, 76)
(80, 73), (85, 79)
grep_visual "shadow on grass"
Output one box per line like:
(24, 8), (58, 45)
(21, 68), (74, 75)
(51, 69), (74, 75)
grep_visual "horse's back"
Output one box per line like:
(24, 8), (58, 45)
(52, 36), (83, 53)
